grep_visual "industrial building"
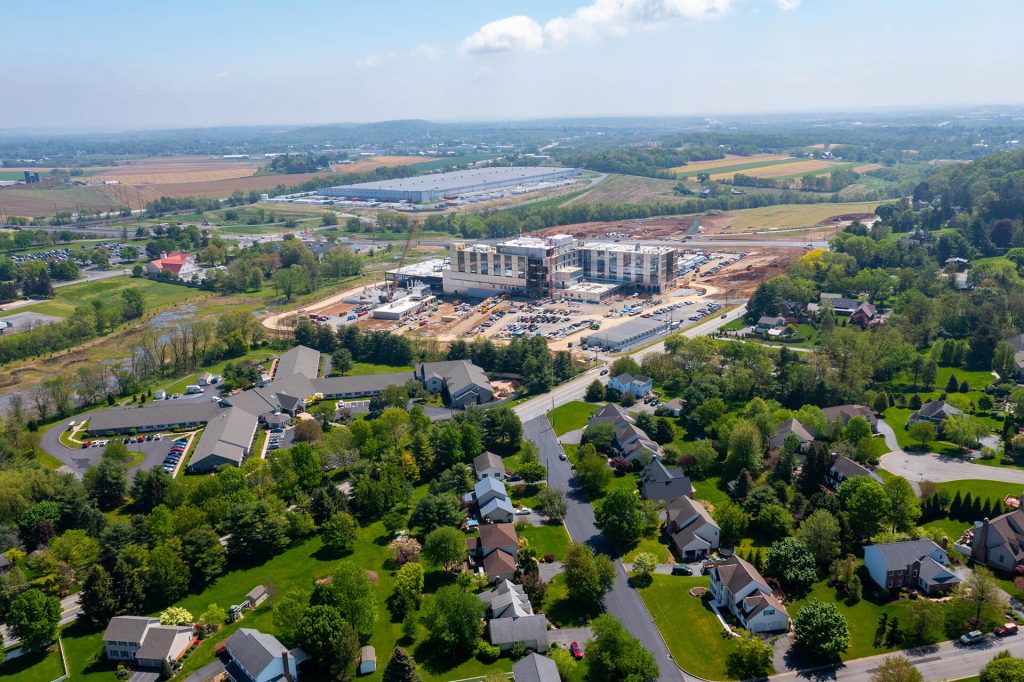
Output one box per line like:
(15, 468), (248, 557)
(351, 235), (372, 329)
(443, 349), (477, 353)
(577, 242), (679, 294)
(386, 258), (447, 291)
(324, 166), (580, 203)
(370, 285), (436, 320)
(582, 317), (671, 351)
(558, 281), (621, 303)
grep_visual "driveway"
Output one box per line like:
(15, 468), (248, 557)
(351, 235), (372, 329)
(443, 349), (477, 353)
(547, 626), (594, 650)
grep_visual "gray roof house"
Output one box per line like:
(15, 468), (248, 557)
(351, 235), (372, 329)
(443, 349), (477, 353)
(822, 404), (878, 430)
(313, 372), (415, 399)
(639, 460), (692, 503)
(864, 539), (960, 595)
(415, 360), (494, 408)
(479, 579), (549, 652)
(826, 455), (882, 490)
(225, 628), (301, 682)
(473, 451), (505, 480)
(513, 653), (561, 682)
(769, 418), (814, 451)
(103, 616), (194, 670)
(908, 400), (963, 427)
(970, 508), (1024, 573)
(666, 496), (720, 560)
(274, 344), (321, 380)
(465, 478), (515, 524)
(188, 408), (259, 473)
(588, 403), (634, 427)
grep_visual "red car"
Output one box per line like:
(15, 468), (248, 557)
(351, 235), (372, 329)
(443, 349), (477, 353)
(569, 642), (584, 660)
(996, 623), (1019, 637)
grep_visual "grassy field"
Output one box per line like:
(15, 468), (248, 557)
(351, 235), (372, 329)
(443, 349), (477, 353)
(772, 162), (861, 181)
(160, 349), (277, 395)
(567, 174), (680, 206)
(721, 201), (880, 230)
(637, 575), (742, 680)
(0, 645), (66, 681)
(517, 523), (572, 561)
(936, 480), (1024, 506)
(1, 276), (206, 320)
(549, 400), (600, 436)
(669, 154), (793, 176)
(692, 475), (731, 511)
(348, 362), (415, 376)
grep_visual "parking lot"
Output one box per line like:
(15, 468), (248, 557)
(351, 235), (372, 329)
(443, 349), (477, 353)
(264, 425), (295, 456)
(48, 429), (198, 478)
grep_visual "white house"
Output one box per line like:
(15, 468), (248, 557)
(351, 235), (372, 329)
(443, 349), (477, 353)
(709, 555), (790, 633)
(473, 451), (505, 481)
(102, 616), (193, 670)
(225, 628), (301, 682)
(608, 373), (653, 398)
(666, 496), (720, 560)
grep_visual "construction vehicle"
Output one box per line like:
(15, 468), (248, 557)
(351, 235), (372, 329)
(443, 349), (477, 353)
(385, 219), (418, 302)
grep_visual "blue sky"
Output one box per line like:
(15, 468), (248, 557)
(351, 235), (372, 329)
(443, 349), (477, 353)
(4, 0), (1023, 130)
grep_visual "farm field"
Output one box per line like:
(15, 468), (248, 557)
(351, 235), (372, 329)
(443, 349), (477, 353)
(714, 158), (844, 181)
(669, 154), (792, 175)
(0, 185), (119, 217)
(716, 201), (880, 231)
(86, 156), (266, 184)
(567, 173), (679, 205)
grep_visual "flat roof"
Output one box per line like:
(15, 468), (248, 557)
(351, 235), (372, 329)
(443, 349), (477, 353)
(386, 258), (447, 278)
(565, 281), (619, 293)
(581, 241), (677, 255)
(327, 166), (576, 193)
(587, 317), (668, 344)
(374, 295), (432, 314)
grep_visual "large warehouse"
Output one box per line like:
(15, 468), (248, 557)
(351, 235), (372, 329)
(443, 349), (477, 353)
(324, 166), (580, 203)
(582, 317), (671, 351)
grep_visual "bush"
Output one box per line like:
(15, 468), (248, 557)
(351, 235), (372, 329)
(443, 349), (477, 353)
(509, 641), (529, 660)
(476, 642), (501, 663)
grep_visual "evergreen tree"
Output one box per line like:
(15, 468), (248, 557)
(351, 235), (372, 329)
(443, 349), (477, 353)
(382, 646), (422, 682)
(946, 374), (959, 393)
(735, 469), (753, 499)
(80, 565), (118, 628)
(962, 492), (974, 519)
(951, 491), (963, 518)
(959, 380), (969, 393)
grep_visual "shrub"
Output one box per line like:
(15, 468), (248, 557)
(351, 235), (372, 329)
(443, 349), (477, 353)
(476, 642), (501, 663)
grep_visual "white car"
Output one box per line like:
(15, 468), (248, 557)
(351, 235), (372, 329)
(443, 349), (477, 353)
(515, 507), (532, 516)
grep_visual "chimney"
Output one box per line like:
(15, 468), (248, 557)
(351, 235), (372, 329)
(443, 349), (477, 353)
(976, 518), (990, 564)
(160, 251), (167, 260)
(941, 535), (948, 550)
(1018, 491), (1024, 511)
(281, 651), (293, 682)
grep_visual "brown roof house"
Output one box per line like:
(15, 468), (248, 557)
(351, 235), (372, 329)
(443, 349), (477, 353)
(666, 496), (720, 560)
(709, 555), (790, 633)
(970, 507), (1024, 573)
(467, 523), (520, 582)
(825, 455), (882, 490)
(822, 404), (878, 431)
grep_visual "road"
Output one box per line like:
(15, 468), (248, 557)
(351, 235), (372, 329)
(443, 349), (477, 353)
(877, 419), (1024, 486)
(54, 266), (132, 288)
(1, 593), (80, 648)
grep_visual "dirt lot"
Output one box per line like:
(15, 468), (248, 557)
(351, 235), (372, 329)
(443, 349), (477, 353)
(853, 163), (884, 174)
(87, 157), (266, 184)
(565, 174), (679, 206)
(696, 250), (802, 298)
(0, 185), (119, 216)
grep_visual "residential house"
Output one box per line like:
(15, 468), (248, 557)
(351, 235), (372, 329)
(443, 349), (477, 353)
(822, 404), (878, 432)
(755, 316), (786, 334)
(0, 553), (10, 573)
(708, 555), (790, 633)
(825, 455), (882, 490)
(146, 251), (199, 280)
(615, 420), (660, 463)
(1005, 333), (1024, 380)
(103, 616), (194, 670)
(821, 296), (860, 316)
(777, 300), (805, 324)
(513, 653), (561, 682)
(945, 257), (970, 272)
(467, 523), (520, 581)
(465, 477), (515, 523)
(473, 451), (505, 481)
(607, 373), (653, 398)
(225, 628), (302, 682)
(864, 539), (960, 596)
(908, 400), (963, 431)
(666, 496), (720, 560)
(769, 419), (814, 452)
(850, 302), (878, 327)
(639, 459), (693, 503)
(588, 403), (634, 427)
(479, 580), (549, 652)
(414, 360), (494, 408)
(969, 508), (1024, 573)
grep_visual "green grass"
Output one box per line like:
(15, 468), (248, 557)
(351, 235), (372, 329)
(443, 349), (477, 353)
(0, 645), (66, 682)
(160, 349), (277, 395)
(936, 480), (1024, 507)
(517, 523), (572, 561)
(637, 575), (742, 680)
(548, 400), (600, 436)
(33, 448), (64, 470)
(542, 574), (599, 628)
(622, 536), (672, 564)
(348, 362), (414, 376)
(921, 517), (969, 542)
(692, 476), (731, 512)
(790, 573), (912, 661)
(1, 276), (206, 320)
(772, 162), (861, 181)
(407, 154), (497, 172)
(674, 157), (805, 178)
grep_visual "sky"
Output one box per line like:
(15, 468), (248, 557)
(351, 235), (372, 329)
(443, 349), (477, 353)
(4, 0), (1023, 131)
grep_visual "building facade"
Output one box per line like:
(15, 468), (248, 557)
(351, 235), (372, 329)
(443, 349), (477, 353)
(577, 242), (678, 293)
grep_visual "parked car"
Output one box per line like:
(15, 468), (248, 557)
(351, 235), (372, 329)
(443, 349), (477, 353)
(671, 565), (693, 576)
(996, 623), (1019, 637)
(559, 452), (568, 461)
(960, 630), (985, 645)
(599, 368), (608, 375)
(515, 507), (532, 516)
(569, 642), (584, 660)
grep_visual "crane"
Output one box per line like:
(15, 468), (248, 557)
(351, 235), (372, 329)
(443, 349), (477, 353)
(386, 217), (418, 302)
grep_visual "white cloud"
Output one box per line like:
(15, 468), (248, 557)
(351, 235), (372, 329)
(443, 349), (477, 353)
(775, 0), (800, 10)
(410, 44), (443, 61)
(461, 0), (734, 54)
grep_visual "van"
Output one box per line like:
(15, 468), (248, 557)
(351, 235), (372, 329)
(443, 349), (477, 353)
(185, 385), (203, 394)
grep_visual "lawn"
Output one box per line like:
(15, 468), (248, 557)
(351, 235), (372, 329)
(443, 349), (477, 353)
(517, 523), (572, 561)
(1, 276), (207, 320)
(789, 573), (911, 662)
(692, 476), (731, 512)
(549, 401), (601, 436)
(0, 645), (66, 682)
(622, 535), (672, 564)
(637, 575), (742, 680)
(348, 362), (414, 376)
(160, 348), (277, 395)
(936, 480), (1024, 508)
(542, 574), (599, 629)
(720, 201), (880, 231)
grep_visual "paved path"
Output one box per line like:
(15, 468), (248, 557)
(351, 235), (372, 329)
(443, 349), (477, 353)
(877, 419), (1024, 486)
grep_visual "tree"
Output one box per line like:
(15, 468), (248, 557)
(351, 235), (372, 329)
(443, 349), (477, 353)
(423, 527), (465, 572)
(870, 656), (923, 682)
(757, 503), (794, 540)
(726, 636), (775, 680)
(332, 348), (354, 375)
(181, 525), (226, 588)
(714, 502), (749, 546)
(321, 512), (359, 555)
(273, 589), (310, 645)
(159, 606), (194, 625)
(327, 563), (379, 638)
(80, 565), (118, 628)
(518, 460), (547, 484)
(146, 545), (189, 607)
(84, 457), (127, 510)
(536, 487), (568, 522)
(50, 529), (100, 576)
(586, 614), (659, 682)
(382, 647), (423, 682)
(294, 419), (323, 443)
(8, 588), (60, 652)
(297, 604), (346, 661)
(884, 476), (921, 532)
(581, 422), (616, 453)
(907, 421), (936, 448)
(793, 599), (849, 660)
(564, 542), (616, 608)
(765, 538), (817, 596)
(631, 552), (657, 585)
(330, 621), (360, 682)
(726, 421), (764, 477)
(843, 416), (872, 446)
(595, 489), (654, 548)
(585, 380), (606, 402)
(901, 599), (945, 646)
(981, 652), (1024, 682)
(796, 510), (841, 566)
(576, 447), (613, 495)
(837, 476), (889, 539)
(388, 535), (422, 566)
(952, 567), (1007, 630)
(199, 604), (227, 627)
(421, 585), (484, 653)
(944, 414), (987, 452)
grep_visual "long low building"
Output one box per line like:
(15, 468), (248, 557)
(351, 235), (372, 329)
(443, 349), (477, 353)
(582, 317), (671, 351)
(324, 166), (580, 203)
(84, 345), (495, 473)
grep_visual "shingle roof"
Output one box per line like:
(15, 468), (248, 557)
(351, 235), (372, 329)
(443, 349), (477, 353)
(226, 628), (289, 679)
(473, 451), (504, 473)
(103, 616), (159, 645)
(916, 400), (963, 420)
(135, 625), (191, 661)
(918, 556), (959, 587)
(590, 403), (634, 424)
(479, 523), (518, 550)
(513, 653), (561, 682)
(189, 408), (257, 470)
(481, 496), (515, 519)
(483, 549), (518, 576)
(640, 460), (692, 501)
(417, 360), (492, 397)
(774, 418), (814, 443)
(312, 372), (415, 397)
(666, 495), (715, 530)
(489, 614), (548, 646)
(275, 345), (320, 380)
(475, 476), (507, 500)
(87, 402), (221, 433)
(830, 455), (881, 483)
(822, 404), (877, 427)
(867, 539), (945, 570)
